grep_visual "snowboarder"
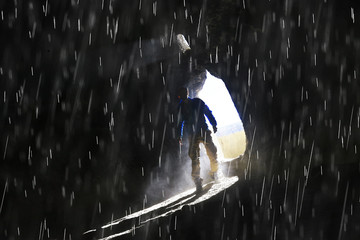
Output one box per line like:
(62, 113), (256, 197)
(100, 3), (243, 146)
(176, 87), (220, 193)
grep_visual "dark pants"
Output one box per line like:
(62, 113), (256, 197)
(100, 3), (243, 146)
(188, 130), (218, 181)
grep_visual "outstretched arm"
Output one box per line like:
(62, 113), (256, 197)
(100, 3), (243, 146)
(204, 104), (217, 133)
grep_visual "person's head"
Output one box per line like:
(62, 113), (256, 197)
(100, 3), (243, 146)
(177, 87), (189, 101)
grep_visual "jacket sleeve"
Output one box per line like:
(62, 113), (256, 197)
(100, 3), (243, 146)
(204, 103), (217, 127)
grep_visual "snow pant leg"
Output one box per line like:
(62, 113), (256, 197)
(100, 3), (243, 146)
(188, 136), (201, 180)
(204, 130), (218, 173)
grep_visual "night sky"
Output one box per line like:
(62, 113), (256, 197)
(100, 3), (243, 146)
(1, 0), (360, 239)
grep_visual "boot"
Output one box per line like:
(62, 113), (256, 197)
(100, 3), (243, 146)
(209, 171), (217, 181)
(210, 171), (224, 182)
(194, 178), (203, 193)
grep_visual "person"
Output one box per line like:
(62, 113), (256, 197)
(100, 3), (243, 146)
(176, 87), (220, 193)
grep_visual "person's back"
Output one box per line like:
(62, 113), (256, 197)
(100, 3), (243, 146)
(178, 97), (216, 138)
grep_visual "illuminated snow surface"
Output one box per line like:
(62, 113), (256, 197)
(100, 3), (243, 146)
(86, 176), (238, 240)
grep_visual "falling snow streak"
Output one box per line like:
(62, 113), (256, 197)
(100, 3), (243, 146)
(295, 180), (300, 226)
(305, 141), (315, 185)
(299, 141), (315, 217)
(346, 106), (354, 150)
(35, 74), (42, 101)
(67, 80), (84, 139)
(260, 176), (265, 206)
(283, 168), (290, 209)
(270, 210), (276, 240)
(87, 90), (93, 114)
(116, 64), (124, 94)
(2, 135), (9, 160)
(338, 181), (349, 240)
(242, 68), (254, 117)
(0, 180), (8, 214)
(245, 126), (256, 180)
(38, 219), (48, 240)
(158, 122), (167, 168)
(196, 9), (202, 38)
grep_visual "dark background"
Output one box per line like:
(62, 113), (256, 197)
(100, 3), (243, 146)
(1, 0), (360, 239)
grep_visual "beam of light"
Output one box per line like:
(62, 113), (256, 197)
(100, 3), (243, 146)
(93, 176), (238, 239)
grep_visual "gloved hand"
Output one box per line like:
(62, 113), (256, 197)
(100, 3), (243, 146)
(213, 125), (217, 133)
